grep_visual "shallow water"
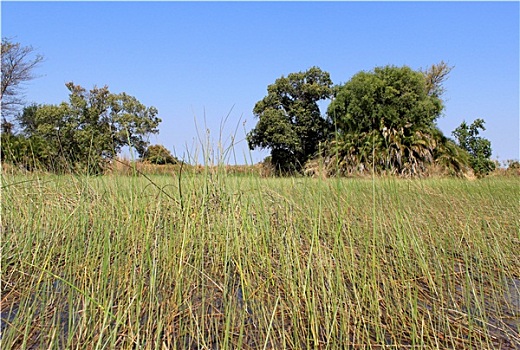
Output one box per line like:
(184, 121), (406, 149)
(1, 277), (519, 348)
(472, 277), (520, 348)
(500, 278), (520, 331)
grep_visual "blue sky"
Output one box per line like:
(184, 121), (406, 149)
(2, 1), (519, 164)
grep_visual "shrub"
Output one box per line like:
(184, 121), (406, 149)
(142, 144), (178, 165)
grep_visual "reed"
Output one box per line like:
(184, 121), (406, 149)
(1, 171), (519, 349)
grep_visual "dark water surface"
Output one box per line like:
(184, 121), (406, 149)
(1, 277), (519, 348)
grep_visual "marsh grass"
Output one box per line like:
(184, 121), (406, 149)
(1, 170), (519, 349)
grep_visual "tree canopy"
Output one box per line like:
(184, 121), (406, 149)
(325, 64), (463, 176)
(247, 66), (333, 173)
(1, 38), (495, 179)
(329, 65), (443, 136)
(8, 82), (161, 173)
(452, 119), (495, 177)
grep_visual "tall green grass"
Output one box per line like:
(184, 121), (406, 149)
(1, 171), (519, 349)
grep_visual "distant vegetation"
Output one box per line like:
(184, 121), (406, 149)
(0, 38), (512, 178)
(246, 67), (334, 173)
(2, 82), (160, 174)
(142, 144), (179, 165)
(452, 118), (496, 177)
(247, 63), (500, 178)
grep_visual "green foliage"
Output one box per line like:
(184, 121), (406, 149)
(452, 119), (495, 177)
(0, 133), (55, 171)
(15, 82), (161, 174)
(326, 64), (451, 176)
(247, 67), (333, 174)
(431, 130), (471, 177)
(142, 144), (178, 165)
(329, 65), (443, 133)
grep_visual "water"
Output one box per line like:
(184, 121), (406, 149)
(2, 276), (518, 348)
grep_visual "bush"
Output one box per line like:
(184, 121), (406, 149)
(452, 119), (495, 177)
(142, 144), (178, 165)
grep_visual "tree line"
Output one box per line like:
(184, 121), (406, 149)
(1, 38), (171, 174)
(1, 38), (496, 177)
(247, 65), (495, 177)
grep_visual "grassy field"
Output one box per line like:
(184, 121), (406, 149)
(1, 171), (519, 349)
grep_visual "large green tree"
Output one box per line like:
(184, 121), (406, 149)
(326, 64), (457, 176)
(15, 82), (161, 173)
(247, 67), (333, 173)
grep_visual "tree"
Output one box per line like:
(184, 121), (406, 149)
(143, 144), (178, 165)
(17, 82), (161, 173)
(452, 119), (495, 177)
(247, 67), (333, 174)
(421, 60), (454, 98)
(326, 64), (448, 176)
(1, 38), (44, 122)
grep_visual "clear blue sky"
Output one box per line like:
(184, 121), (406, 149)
(2, 1), (519, 164)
